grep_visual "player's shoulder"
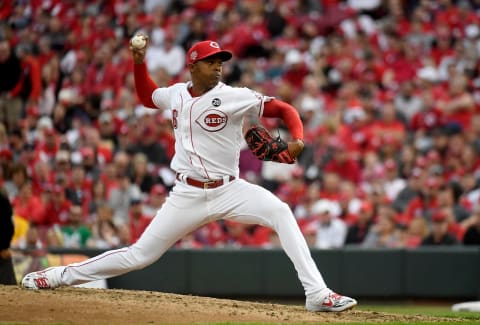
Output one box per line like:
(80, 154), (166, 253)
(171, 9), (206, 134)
(217, 83), (262, 97)
(168, 82), (189, 92)
(154, 82), (189, 97)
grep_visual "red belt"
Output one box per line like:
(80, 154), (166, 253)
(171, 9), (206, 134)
(176, 174), (235, 189)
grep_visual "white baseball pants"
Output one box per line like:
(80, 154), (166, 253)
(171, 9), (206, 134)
(61, 179), (327, 296)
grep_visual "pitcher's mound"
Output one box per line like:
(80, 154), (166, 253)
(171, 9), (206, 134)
(0, 285), (450, 324)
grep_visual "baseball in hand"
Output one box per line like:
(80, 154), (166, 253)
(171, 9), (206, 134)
(131, 35), (147, 49)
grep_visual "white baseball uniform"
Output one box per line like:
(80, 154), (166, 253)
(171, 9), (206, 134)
(59, 81), (328, 297)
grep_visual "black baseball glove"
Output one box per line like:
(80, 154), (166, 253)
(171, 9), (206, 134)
(244, 126), (295, 164)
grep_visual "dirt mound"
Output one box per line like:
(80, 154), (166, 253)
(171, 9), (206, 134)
(0, 285), (454, 324)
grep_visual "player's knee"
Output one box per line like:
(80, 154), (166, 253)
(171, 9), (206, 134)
(270, 202), (295, 225)
(128, 246), (159, 270)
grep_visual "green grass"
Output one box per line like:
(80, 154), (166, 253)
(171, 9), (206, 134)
(360, 303), (480, 317)
(356, 303), (480, 324)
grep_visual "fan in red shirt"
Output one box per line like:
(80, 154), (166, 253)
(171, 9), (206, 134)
(12, 44), (42, 104)
(370, 101), (406, 149)
(224, 220), (256, 247)
(319, 172), (344, 202)
(324, 140), (362, 185)
(218, 7), (270, 58)
(337, 107), (373, 159)
(188, 0), (234, 13)
(402, 177), (441, 225)
(42, 185), (72, 226)
(429, 25), (455, 66)
(84, 45), (122, 97)
(30, 160), (55, 196)
(128, 199), (152, 244)
(275, 166), (307, 210)
(353, 51), (386, 85)
(35, 128), (60, 163)
(155, 114), (175, 160)
(437, 74), (475, 131)
(195, 221), (229, 247)
(282, 49), (310, 92)
(434, 0), (478, 38)
(410, 90), (445, 133)
(11, 181), (46, 225)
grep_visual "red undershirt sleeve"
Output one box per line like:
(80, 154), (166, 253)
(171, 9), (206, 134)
(263, 99), (304, 140)
(134, 63), (158, 108)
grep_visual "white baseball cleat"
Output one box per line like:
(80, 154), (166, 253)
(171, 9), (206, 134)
(21, 267), (65, 290)
(306, 290), (358, 312)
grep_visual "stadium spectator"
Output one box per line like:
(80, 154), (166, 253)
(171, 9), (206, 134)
(421, 210), (459, 246)
(223, 220), (256, 247)
(84, 44), (122, 99)
(130, 152), (156, 194)
(336, 181), (362, 226)
(402, 177), (441, 224)
(65, 163), (92, 214)
(392, 167), (423, 213)
(294, 181), (323, 220)
(438, 73), (475, 131)
(135, 124), (170, 166)
(462, 209), (480, 245)
(3, 162), (28, 200)
(345, 201), (375, 245)
(275, 166), (307, 210)
(108, 172), (142, 226)
(0, 39), (23, 132)
(143, 184), (167, 218)
(323, 140), (362, 184)
(42, 184), (72, 226)
(437, 182), (470, 224)
(145, 31), (186, 76)
(11, 181), (45, 225)
(87, 219), (121, 249)
(87, 180), (108, 217)
(362, 205), (402, 248)
(59, 204), (92, 248)
(310, 199), (347, 249)
(86, 203), (125, 248)
(402, 216), (429, 248)
(394, 81), (423, 123)
(10, 211), (29, 250)
(15, 44), (42, 107)
(382, 159), (407, 202)
(128, 198), (151, 244)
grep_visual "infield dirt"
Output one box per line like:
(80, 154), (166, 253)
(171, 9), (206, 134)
(0, 285), (457, 324)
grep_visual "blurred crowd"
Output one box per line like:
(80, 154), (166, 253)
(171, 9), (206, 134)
(2, 0), (480, 252)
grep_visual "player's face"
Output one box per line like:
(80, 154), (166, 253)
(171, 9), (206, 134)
(192, 55), (223, 88)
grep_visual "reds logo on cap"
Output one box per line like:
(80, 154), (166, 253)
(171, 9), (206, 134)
(187, 40), (233, 65)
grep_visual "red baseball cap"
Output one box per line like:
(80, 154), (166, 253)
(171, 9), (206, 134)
(186, 40), (232, 65)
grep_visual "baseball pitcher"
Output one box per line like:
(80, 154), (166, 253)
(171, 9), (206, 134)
(22, 35), (357, 312)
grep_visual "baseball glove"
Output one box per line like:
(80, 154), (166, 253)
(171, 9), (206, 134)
(245, 126), (295, 164)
